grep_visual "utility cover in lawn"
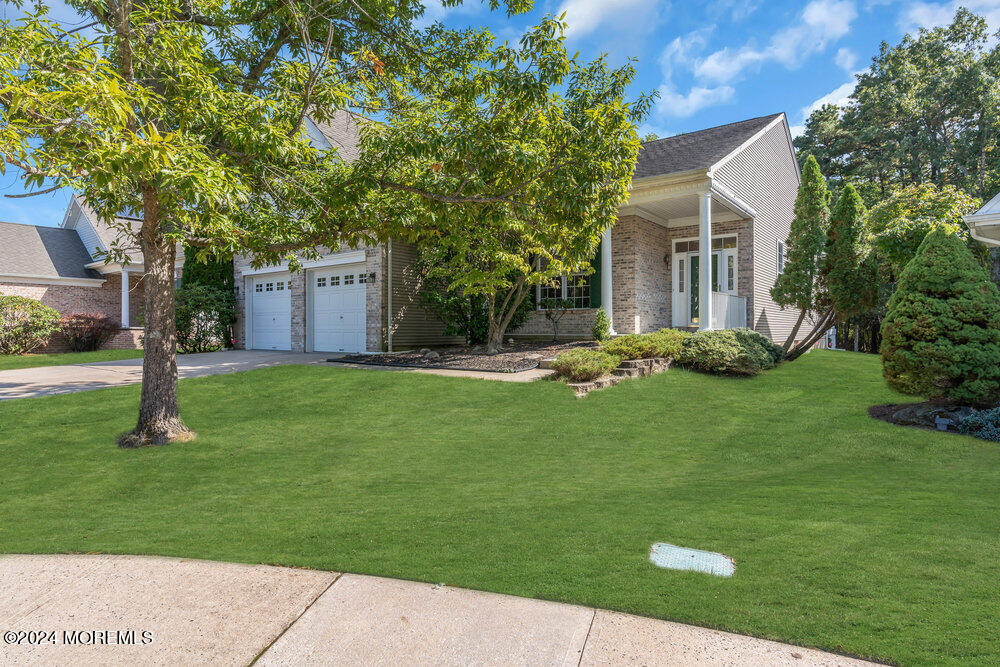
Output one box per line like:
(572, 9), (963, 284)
(650, 543), (735, 577)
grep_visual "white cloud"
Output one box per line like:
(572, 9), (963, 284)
(658, 85), (736, 117)
(835, 47), (858, 71)
(707, 0), (762, 20)
(790, 77), (857, 136)
(899, 0), (1000, 32)
(556, 0), (661, 38)
(653, 29), (735, 117)
(694, 0), (858, 83)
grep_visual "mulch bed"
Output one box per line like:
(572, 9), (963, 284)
(337, 341), (594, 373)
(868, 401), (977, 433)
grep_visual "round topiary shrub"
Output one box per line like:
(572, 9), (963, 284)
(880, 226), (1000, 405)
(552, 348), (619, 382)
(601, 333), (659, 360)
(678, 329), (771, 376)
(0, 295), (61, 355)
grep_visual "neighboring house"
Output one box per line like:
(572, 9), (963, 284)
(0, 196), (172, 350)
(235, 112), (801, 353)
(964, 191), (1000, 247)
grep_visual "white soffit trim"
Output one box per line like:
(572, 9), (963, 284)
(0, 273), (106, 287)
(710, 180), (758, 220)
(620, 206), (671, 227)
(238, 250), (367, 276)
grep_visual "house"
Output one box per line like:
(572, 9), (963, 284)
(964, 191), (1000, 246)
(0, 196), (165, 350)
(234, 112), (801, 353)
(0, 112), (800, 354)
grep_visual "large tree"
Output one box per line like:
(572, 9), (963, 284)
(824, 184), (877, 351)
(794, 8), (1000, 202)
(1, 1), (646, 445)
(771, 155), (830, 357)
(866, 183), (982, 278)
(357, 28), (651, 353)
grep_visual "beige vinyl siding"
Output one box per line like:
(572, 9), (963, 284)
(712, 122), (801, 343)
(385, 241), (464, 350)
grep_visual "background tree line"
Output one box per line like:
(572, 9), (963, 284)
(791, 8), (1000, 353)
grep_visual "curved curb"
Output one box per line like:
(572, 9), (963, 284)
(0, 553), (876, 666)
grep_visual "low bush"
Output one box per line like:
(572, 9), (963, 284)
(648, 328), (689, 359)
(601, 334), (659, 360)
(60, 313), (120, 351)
(0, 296), (61, 355)
(551, 348), (619, 382)
(678, 329), (779, 376)
(592, 309), (611, 342)
(732, 328), (784, 367)
(958, 408), (1000, 442)
(176, 285), (237, 353)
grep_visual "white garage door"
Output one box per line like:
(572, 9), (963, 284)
(310, 264), (366, 353)
(250, 273), (291, 350)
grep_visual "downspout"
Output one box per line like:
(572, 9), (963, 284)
(386, 239), (393, 352)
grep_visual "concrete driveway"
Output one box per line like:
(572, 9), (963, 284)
(0, 554), (871, 666)
(0, 350), (334, 400)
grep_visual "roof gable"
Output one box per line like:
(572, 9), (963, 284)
(973, 190), (1000, 217)
(634, 113), (785, 180)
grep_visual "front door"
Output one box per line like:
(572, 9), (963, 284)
(673, 238), (738, 328)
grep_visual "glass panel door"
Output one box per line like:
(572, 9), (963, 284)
(689, 255), (699, 324)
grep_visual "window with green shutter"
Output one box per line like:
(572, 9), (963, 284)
(588, 244), (602, 309)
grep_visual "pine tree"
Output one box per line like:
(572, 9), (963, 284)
(825, 184), (876, 319)
(881, 227), (1000, 404)
(771, 154), (830, 356)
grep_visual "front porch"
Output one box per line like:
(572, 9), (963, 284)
(517, 174), (755, 340)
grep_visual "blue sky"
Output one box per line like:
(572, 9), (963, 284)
(3, 0), (998, 226)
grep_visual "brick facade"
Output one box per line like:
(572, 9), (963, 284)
(0, 273), (145, 351)
(514, 214), (755, 340)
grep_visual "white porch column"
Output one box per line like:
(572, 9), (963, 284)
(120, 270), (130, 328)
(600, 226), (615, 334)
(698, 191), (713, 330)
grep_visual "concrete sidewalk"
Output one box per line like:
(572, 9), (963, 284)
(0, 554), (869, 666)
(0, 351), (333, 400)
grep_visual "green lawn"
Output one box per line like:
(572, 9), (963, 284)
(0, 349), (144, 371)
(1, 351), (997, 664)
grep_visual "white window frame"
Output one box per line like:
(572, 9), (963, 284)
(777, 240), (786, 275)
(536, 273), (591, 310)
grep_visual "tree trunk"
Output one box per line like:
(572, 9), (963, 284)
(782, 308), (808, 353)
(785, 310), (834, 362)
(118, 187), (194, 448)
(485, 279), (530, 355)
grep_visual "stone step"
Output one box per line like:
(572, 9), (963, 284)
(538, 358), (557, 370)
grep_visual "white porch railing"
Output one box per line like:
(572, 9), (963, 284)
(711, 292), (747, 329)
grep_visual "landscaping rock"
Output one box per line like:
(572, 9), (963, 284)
(424, 351), (441, 360)
(567, 358), (672, 396)
(419, 348), (431, 354)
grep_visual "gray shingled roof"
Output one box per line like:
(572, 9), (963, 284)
(634, 113), (784, 179)
(0, 221), (99, 279)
